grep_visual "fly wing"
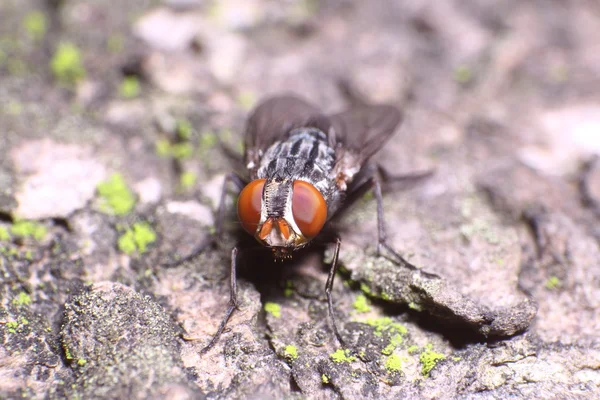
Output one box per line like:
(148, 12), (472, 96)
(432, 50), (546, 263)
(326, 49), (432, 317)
(330, 104), (402, 165)
(244, 96), (330, 171)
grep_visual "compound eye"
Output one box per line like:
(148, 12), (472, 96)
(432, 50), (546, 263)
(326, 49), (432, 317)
(291, 180), (327, 238)
(237, 179), (265, 235)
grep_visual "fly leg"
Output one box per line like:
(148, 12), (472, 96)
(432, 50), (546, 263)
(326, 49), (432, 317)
(200, 247), (240, 354)
(325, 238), (347, 348)
(164, 172), (245, 266)
(370, 171), (417, 268)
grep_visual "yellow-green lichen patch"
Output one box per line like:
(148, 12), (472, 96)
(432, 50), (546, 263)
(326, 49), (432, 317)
(23, 10), (47, 40)
(283, 280), (294, 297)
(420, 344), (446, 378)
(284, 345), (298, 361)
(50, 42), (86, 85)
(171, 143), (194, 160)
(6, 317), (29, 334)
(198, 131), (217, 151)
(177, 119), (193, 140)
(180, 172), (197, 190)
(321, 374), (330, 384)
(12, 292), (32, 306)
(236, 91), (257, 110)
(454, 65), (473, 84)
(407, 345), (419, 354)
(97, 173), (136, 216)
(545, 276), (561, 290)
(353, 294), (371, 313)
(264, 302), (281, 318)
(365, 317), (408, 337)
(359, 282), (374, 297)
(77, 359), (87, 366)
(10, 220), (47, 240)
(119, 76), (140, 98)
(330, 349), (356, 363)
(0, 226), (11, 241)
(118, 222), (157, 255)
(155, 139), (172, 157)
(385, 353), (403, 373)
(408, 302), (423, 311)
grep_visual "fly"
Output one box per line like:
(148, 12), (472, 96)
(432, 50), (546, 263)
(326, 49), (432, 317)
(198, 93), (423, 353)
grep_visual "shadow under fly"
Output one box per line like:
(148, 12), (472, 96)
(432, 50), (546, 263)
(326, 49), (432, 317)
(187, 93), (431, 354)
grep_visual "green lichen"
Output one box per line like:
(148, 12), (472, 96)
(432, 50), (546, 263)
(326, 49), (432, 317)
(6, 320), (18, 333)
(77, 359), (87, 366)
(119, 76), (140, 98)
(321, 374), (330, 384)
(97, 173), (136, 215)
(365, 317), (407, 337)
(284, 345), (298, 360)
(408, 302), (423, 311)
(236, 91), (257, 110)
(11, 220), (47, 240)
(199, 131), (217, 151)
(155, 139), (172, 157)
(118, 222), (156, 255)
(180, 171), (197, 189)
(385, 353), (403, 373)
(420, 344), (445, 378)
(12, 292), (32, 306)
(407, 345), (419, 354)
(264, 302), (281, 318)
(380, 292), (391, 301)
(283, 280), (294, 297)
(360, 282), (373, 296)
(454, 65), (473, 84)
(171, 143), (194, 160)
(50, 42), (86, 85)
(23, 10), (47, 40)
(353, 294), (371, 313)
(545, 276), (561, 290)
(330, 349), (356, 363)
(0, 226), (10, 241)
(177, 119), (193, 140)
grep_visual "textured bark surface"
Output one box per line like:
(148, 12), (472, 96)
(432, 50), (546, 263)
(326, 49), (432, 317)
(1, 0), (599, 399)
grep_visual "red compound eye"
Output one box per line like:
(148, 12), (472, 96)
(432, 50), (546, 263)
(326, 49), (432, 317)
(237, 179), (265, 235)
(291, 180), (327, 238)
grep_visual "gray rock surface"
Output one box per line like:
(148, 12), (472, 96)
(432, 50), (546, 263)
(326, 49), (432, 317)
(1, 0), (599, 399)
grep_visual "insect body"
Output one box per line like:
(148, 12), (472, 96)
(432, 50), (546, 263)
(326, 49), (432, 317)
(202, 95), (409, 353)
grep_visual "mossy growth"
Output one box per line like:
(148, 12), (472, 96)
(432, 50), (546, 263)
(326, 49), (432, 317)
(179, 171), (197, 190)
(385, 353), (403, 373)
(50, 42), (86, 85)
(545, 276), (561, 290)
(353, 294), (371, 313)
(118, 222), (157, 255)
(12, 291), (32, 306)
(330, 349), (356, 363)
(264, 302), (281, 318)
(11, 220), (47, 240)
(284, 345), (298, 361)
(119, 76), (140, 98)
(419, 344), (445, 378)
(23, 10), (47, 40)
(0, 226), (11, 241)
(6, 317), (29, 334)
(97, 173), (136, 215)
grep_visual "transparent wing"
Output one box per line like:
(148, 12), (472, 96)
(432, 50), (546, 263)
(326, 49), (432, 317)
(244, 96), (330, 169)
(330, 104), (402, 164)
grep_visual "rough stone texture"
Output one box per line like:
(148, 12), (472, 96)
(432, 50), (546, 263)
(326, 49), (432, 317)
(1, 0), (600, 399)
